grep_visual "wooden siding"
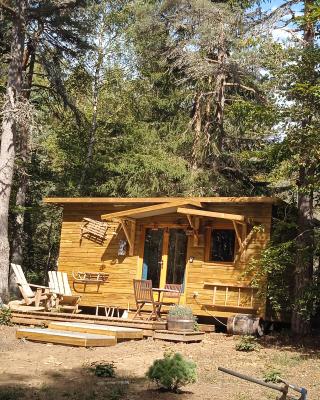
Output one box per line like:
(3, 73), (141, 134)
(57, 201), (272, 318)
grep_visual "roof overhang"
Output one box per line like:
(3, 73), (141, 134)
(43, 196), (281, 205)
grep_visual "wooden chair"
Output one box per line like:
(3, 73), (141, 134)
(48, 271), (81, 314)
(11, 263), (51, 308)
(133, 279), (162, 321)
(161, 283), (183, 305)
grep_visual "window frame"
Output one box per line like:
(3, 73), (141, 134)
(204, 225), (239, 265)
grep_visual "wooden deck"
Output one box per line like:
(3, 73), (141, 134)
(10, 308), (166, 337)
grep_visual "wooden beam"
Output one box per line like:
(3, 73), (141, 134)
(120, 219), (133, 250)
(193, 217), (200, 247)
(43, 196), (280, 205)
(101, 200), (202, 220)
(129, 220), (136, 256)
(177, 207), (245, 222)
(232, 221), (242, 248)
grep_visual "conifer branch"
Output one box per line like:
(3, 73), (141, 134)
(0, 0), (17, 16)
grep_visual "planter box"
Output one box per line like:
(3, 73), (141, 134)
(167, 316), (194, 332)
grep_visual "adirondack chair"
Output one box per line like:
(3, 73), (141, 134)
(48, 271), (81, 314)
(11, 263), (51, 308)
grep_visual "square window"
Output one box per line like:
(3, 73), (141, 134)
(209, 229), (236, 262)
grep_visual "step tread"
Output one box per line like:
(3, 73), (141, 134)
(50, 321), (142, 333)
(17, 328), (116, 340)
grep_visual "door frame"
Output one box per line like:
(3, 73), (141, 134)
(136, 224), (190, 304)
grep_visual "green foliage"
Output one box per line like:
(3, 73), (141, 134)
(235, 335), (260, 352)
(263, 368), (281, 383)
(93, 362), (116, 378)
(168, 305), (195, 320)
(147, 352), (197, 392)
(0, 307), (12, 326)
(107, 385), (127, 400)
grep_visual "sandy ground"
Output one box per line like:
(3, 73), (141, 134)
(0, 325), (319, 400)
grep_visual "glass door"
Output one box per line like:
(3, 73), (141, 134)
(141, 227), (188, 291)
(142, 228), (164, 288)
(166, 229), (188, 287)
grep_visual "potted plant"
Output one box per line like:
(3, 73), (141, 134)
(167, 305), (196, 332)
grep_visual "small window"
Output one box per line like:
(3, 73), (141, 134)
(210, 229), (236, 262)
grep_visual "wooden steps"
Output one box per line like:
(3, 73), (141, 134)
(16, 327), (117, 347)
(154, 330), (205, 343)
(10, 309), (167, 336)
(48, 322), (143, 340)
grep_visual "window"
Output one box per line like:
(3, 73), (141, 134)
(209, 229), (236, 262)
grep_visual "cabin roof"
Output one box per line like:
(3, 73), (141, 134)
(43, 196), (280, 205)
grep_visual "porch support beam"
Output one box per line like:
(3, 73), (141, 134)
(120, 218), (136, 256)
(177, 207), (245, 222)
(232, 221), (243, 249)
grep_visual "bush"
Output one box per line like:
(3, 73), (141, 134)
(147, 352), (197, 392)
(0, 307), (12, 326)
(168, 305), (194, 319)
(92, 362), (116, 377)
(235, 335), (260, 352)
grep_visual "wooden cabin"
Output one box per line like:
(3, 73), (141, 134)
(44, 197), (279, 319)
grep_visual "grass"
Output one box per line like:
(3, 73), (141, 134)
(263, 368), (282, 383)
(235, 335), (260, 352)
(0, 388), (24, 400)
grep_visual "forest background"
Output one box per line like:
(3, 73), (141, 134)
(0, 0), (319, 335)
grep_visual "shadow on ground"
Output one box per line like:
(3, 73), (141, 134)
(259, 332), (320, 358)
(0, 365), (192, 400)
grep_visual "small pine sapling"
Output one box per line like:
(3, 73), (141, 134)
(147, 352), (197, 392)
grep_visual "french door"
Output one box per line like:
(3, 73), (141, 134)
(142, 228), (188, 291)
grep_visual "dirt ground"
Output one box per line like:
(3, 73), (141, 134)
(0, 325), (319, 400)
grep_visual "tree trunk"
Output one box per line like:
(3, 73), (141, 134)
(79, 38), (104, 192)
(291, 167), (314, 335)
(10, 34), (39, 293)
(291, 0), (315, 335)
(0, 1), (26, 300)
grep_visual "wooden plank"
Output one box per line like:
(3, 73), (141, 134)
(203, 281), (256, 289)
(16, 328), (117, 347)
(11, 309), (166, 331)
(203, 304), (257, 313)
(48, 322), (143, 340)
(43, 196), (279, 205)
(154, 330), (204, 342)
(177, 207), (245, 222)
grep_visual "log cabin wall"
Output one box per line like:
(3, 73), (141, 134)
(55, 200), (273, 318)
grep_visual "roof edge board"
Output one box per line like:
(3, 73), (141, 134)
(43, 196), (280, 205)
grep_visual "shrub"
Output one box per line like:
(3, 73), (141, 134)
(147, 352), (197, 392)
(168, 305), (194, 320)
(92, 362), (116, 377)
(0, 307), (12, 326)
(235, 335), (260, 352)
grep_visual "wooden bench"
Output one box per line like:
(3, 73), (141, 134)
(72, 271), (109, 293)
